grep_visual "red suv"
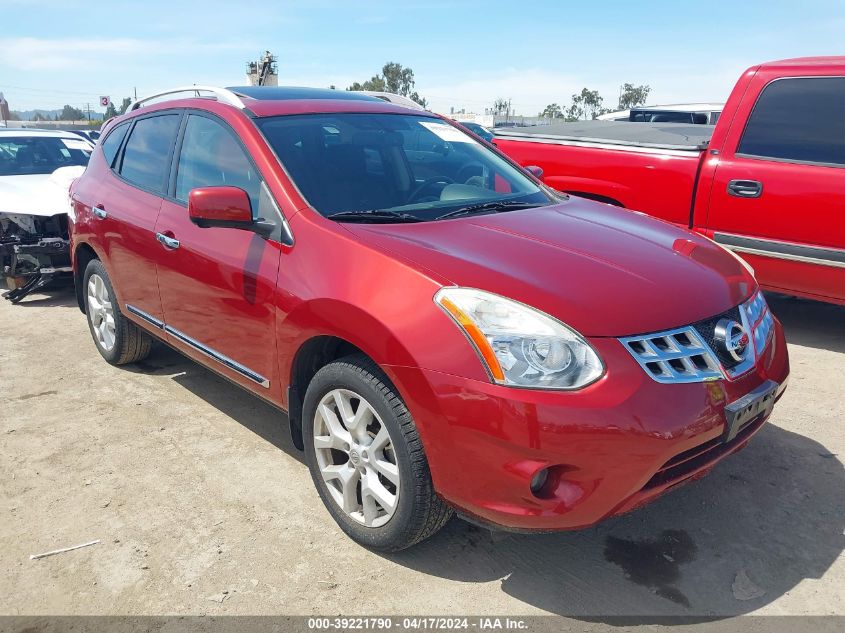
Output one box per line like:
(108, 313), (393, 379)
(69, 86), (790, 551)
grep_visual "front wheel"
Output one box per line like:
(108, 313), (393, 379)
(303, 354), (452, 551)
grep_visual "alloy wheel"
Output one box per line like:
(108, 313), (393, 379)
(87, 273), (116, 352)
(313, 388), (400, 527)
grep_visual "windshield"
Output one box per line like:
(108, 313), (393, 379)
(256, 113), (554, 221)
(0, 136), (91, 176)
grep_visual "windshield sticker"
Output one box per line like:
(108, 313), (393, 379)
(420, 121), (478, 144)
(62, 139), (91, 151)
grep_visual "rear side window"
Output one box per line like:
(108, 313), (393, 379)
(737, 77), (845, 166)
(100, 122), (129, 167)
(119, 114), (181, 192)
(174, 115), (260, 210)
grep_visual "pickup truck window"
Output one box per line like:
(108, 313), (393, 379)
(119, 113), (181, 193)
(737, 76), (845, 167)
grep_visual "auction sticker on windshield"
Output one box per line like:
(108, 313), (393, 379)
(420, 121), (478, 144)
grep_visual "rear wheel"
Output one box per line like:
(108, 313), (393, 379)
(303, 354), (452, 551)
(83, 259), (152, 365)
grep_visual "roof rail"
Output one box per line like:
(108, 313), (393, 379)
(129, 86), (246, 111)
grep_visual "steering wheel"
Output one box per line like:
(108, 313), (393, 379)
(456, 163), (484, 184)
(407, 177), (454, 203)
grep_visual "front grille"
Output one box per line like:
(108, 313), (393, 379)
(620, 291), (775, 384)
(692, 305), (743, 369)
(620, 326), (723, 384)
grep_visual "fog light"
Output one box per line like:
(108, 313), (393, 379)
(530, 468), (549, 495)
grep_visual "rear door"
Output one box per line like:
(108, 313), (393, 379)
(154, 112), (283, 396)
(91, 112), (182, 324)
(706, 74), (845, 303)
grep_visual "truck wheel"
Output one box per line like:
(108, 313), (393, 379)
(303, 354), (452, 551)
(83, 259), (152, 365)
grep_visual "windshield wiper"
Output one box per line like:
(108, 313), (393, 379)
(435, 201), (542, 221)
(326, 209), (422, 223)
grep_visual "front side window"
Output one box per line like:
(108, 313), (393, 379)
(119, 113), (181, 192)
(737, 77), (845, 166)
(257, 113), (554, 221)
(175, 114), (260, 211)
(0, 136), (90, 176)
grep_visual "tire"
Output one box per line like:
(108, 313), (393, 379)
(83, 259), (152, 365)
(303, 354), (452, 551)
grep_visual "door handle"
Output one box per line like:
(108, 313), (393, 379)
(155, 232), (180, 250)
(93, 205), (108, 219)
(727, 179), (763, 198)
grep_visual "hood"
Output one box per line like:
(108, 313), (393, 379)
(0, 166), (85, 217)
(344, 200), (756, 337)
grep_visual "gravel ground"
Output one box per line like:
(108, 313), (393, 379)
(1, 287), (842, 622)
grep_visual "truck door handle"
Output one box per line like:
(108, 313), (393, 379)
(93, 205), (108, 219)
(155, 232), (180, 250)
(727, 180), (763, 198)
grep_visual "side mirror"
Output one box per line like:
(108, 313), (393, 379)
(525, 165), (544, 180)
(188, 186), (254, 230)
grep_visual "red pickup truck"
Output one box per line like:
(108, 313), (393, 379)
(494, 57), (845, 306)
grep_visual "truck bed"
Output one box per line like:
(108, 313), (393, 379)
(494, 120), (714, 151)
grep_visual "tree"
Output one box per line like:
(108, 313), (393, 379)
(59, 105), (85, 121)
(569, 88), (605, 120)
(348, 62), (427, 108)
(618, 83), (651, 110)
(104, 101), (118, 120)
(540, 103), (563, 118)
(492, 98), (510, 116)
(348, 75), (386, 92)
(33, 111), (50, 121)
(118, 97), (132, 115)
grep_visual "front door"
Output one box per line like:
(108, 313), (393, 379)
(154, 112), (283, 395)
(707, 73), (845, 303)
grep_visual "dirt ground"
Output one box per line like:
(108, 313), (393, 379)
(1, 286), (843, 621)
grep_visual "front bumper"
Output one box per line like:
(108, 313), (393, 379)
(1, 212), (71, 303)
(387, 318), (789, 531)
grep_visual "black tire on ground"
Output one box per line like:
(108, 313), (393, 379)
(83, 259), (152, 365)
(303, 354), (453, 551)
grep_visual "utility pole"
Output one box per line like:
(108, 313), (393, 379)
(86, 103), (91, 123)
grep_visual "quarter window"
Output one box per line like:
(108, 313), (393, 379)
(175, 115), (260, 211)
(737, 77), (845, 166)
(119, 114), (181, 192)
(100, 122), (129, 167)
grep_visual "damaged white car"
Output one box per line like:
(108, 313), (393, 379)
(0, 129), (91, 303)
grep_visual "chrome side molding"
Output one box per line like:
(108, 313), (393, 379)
(714, 232), (845, 269)
(126, 304), (164, 329)
(125, 305), (270, 388)
(164, 325), (270, 388)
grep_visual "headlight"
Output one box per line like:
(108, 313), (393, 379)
(434, 287), (604, 390)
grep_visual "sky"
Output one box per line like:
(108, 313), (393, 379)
(2, 0), (845, 116)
